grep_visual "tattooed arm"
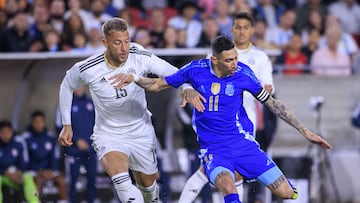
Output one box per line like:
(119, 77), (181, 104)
(136, 76), (170, 92)
(264, 96), (332, 149)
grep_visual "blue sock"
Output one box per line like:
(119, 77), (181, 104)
(224, 193), (242, 203)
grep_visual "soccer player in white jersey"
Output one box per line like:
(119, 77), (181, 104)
(57, 18), (202, 203)
(178, 12), (275, 203)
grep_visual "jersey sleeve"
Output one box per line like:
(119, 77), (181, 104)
(59, 64), (86, 125)
(133, 44), (179, 77)
(257, 54), (275, 94)
(165, 63), (193, 88)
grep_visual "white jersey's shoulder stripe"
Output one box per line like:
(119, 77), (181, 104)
(79, 53), (105, 73)
(129, 46), (152, 57)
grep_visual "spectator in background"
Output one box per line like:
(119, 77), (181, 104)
(64, 87), (97, 203)
(275, 33), (308, 74)
(161, 26), (187, 66)
(319, 14), (359, 57)
(228, 0), (252, 15)
(149, 8), (166, 48)
(168, 1), (202, 48)
(49, 0), (66, 34)
(61, 13), (86, 51)
(328, 0), (360, 39)
(177, 29), (187, 48)
(133, 26), (153, 48)
(88, 0), (112, 28)
(301, 28), (321, 63)
(0, 11), (33, 52)
(253, 0), (286, 29)
(295, 0), (328, 34)
(310, 25), (351, 76)
(4, 0), (20, 26)
(69, 31), (88, 53)
(101, 0), (118, 17)
(265, 9), (296, 50)
(196, 16), (221, 48)
(64, 0), (91, 31)
(0, 9), (8, 31)
(0, 120), (39, 203)
(251, 18), (278, 50)
(41, 27), (62, 52)
(117, 8), (135, 39)
(214, 0), (233, 40)
(29, 3), (49, 45)
(21, 111), (68, 203)
(84, 23), (105, 54)
(300, 9), (325, 45)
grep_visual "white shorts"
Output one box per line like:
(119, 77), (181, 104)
(91, 125), (158, 175)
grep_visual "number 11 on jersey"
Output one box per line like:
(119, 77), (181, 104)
(208, 95), (219, 111)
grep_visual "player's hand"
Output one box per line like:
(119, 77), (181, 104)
(109, 73), (134, 90)
(264, 84), (273, 94)
(58, 125), (73, 147)
(304, 129), (333, 149)
(181, 89), (206, 112)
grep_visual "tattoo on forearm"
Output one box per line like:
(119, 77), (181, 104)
(137, 77), (157, 89)
(265, 97), (306, 135)
(270, 174), (286, 190)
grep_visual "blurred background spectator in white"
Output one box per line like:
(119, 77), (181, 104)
(49, 0), (66, 35)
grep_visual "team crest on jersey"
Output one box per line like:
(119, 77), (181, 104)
(127, 67), (136, 74)
(45, 142), (52, 151)
(211, 83), (221, 95)
(12, 148), (18, 157)
(225, 82), (234, 96)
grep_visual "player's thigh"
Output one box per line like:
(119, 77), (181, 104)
(266, 174), (293, 199)
(100, 151), (130, 177)
(214, 170), (237, 194)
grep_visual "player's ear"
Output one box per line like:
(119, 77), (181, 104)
(210, 55), (218, 65)
(102, 38), (108, 48)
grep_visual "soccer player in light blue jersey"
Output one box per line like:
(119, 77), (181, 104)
(110, 35), (332, 203)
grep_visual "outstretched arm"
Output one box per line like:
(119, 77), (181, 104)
(110, 73), (170, 92)
(264, 96), (332, 149)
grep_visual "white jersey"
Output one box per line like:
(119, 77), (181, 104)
(236, 44), (275, 134)
(59, 43), (178, 138)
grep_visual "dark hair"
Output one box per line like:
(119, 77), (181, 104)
(0, 120), (12, 130)
(102, 17), (129, 37)
(211, 36), (234, 56)
(31, 110), (45, 120)
(233, 12), (255, 27)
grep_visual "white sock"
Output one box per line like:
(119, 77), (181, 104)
(112, 172), (144, 203)
(235, 179), (244, 201)
(137, 180), (159, 203)
(179, 169), (209, 203)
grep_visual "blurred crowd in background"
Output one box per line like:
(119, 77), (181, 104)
(0, 0), (360, 75)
